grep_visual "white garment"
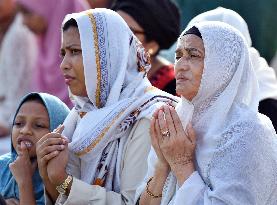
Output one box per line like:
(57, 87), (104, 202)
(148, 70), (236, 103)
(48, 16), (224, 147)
(187, 7), (277, 101)
(140, 22), (277, 205)
(57, 8), (178, 203)
(271, 51), (277, 73)
(0, 14), (37, 127)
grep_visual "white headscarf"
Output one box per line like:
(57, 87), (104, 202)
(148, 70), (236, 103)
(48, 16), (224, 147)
(140, 21), (277, 204)
(61, 9), (178, 192)
(186, 7), (277, 101)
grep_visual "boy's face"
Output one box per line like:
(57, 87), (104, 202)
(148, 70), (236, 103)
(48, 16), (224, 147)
(12, 100), (50, 158)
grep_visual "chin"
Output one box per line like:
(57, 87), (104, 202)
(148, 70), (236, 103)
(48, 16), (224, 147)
(176, 85), (185, 96)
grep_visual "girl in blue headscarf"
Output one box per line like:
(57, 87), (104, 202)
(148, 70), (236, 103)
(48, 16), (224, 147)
(0, 92), (69, 205)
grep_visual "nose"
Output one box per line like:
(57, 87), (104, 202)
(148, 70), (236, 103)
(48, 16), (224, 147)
(60, 53), (71, 72)
(174, 57), (190, 73)
(19, 123), (32, 135)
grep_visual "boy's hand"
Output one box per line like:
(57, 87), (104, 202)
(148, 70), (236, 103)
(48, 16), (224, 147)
(9, 142), (37, 186)
(5, 198), (19, 205)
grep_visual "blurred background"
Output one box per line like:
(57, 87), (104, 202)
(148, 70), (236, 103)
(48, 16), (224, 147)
(174, 0), (277, 64)
(0, 0), (276, 155)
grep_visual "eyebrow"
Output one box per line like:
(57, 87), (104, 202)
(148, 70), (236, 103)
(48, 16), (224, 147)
(175, 47), (204, 56)
(61, 44), (81, 50)
(15, 115), (49, 121)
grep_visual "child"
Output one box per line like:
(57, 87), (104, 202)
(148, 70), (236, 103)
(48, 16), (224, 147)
(0, 93), (69, 205)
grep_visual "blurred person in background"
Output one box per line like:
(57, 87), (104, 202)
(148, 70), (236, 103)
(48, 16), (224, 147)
(187, 7), (277, 131)
(87, 0), (116, 9)
(113, 0), (180, 95)
(16, 0), (89, 107)
(0, 0), (36, 146)
(174, 0), (276, 65)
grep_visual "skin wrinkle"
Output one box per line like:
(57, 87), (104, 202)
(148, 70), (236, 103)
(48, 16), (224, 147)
(174, 34), (205, 101)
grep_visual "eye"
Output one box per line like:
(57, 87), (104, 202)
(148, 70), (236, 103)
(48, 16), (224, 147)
(175, 52), (182, 60)
(71, 49), (81, 55)
(14, 121), (23, 127)
(60, 50), (65, 59)
(175, 56), (181, 60)
(190, 53), (201, 58)
(35, 123), (48, 129)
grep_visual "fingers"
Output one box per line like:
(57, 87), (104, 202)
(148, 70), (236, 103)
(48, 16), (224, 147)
(150, 118), (156, 140)
(163, 106), (177, 137)
(38, 144), (65, 158)
(53, 124), (64, 134)
(158, 109), (168, 134)
(155, 118), (164, 145)
(39, 136), (67, 151)
(37, 133), (63, 149)
(187, 123), (196, 144)
(18, 142), (29, 158)
(152, 108), (161, 119)
(40, 150), (60, 165)
(169, 106), (185, 135)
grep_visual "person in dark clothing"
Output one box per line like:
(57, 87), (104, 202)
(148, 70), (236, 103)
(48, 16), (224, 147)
(112, 0), (180, 95)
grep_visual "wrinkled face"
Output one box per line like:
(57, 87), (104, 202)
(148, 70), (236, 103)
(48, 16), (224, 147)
(0, 0), (15, 22)
(12, 100), (50, 158)
(175, 34), (205, 100)
(60, 26), (87, 97)
(17, 4), (47, 34)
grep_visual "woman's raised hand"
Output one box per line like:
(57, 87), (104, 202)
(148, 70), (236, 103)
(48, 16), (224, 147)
(150, 109), (170, 172)
(36, 125), (67, 184)
(155, 105), (196, 185)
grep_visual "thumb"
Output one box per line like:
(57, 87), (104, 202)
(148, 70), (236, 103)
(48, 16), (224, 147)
(20, 141), (29, 158)
(53, 124), (64, 134)
(187, 123), (196, 144)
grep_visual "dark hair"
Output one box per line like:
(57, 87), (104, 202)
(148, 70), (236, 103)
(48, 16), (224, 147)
(21, 94), (45, 106)
(12, 94), (45, 126)
(0, 194), (6, 205)
(62, 18), (78, 31)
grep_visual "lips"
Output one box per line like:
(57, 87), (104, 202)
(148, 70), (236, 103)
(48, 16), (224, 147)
(176, 74), (189, 82)
(64, 75), (75, 85)
(17, 137), (33, 148)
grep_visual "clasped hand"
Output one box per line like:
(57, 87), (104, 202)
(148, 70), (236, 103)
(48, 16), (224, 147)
(150, 105), (196, 185)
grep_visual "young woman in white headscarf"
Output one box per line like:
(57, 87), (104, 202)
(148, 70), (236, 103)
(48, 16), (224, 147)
(186, 7), (277, 131)
(137, 21), (277, 205)
(35, 8), (178, 205)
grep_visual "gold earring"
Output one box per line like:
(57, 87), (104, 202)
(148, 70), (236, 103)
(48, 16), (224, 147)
(148, 48), (154, 55)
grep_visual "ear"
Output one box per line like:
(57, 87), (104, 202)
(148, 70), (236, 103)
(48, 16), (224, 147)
(144, 40), (160, 56)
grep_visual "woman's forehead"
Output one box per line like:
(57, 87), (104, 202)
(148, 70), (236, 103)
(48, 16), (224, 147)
(176, 35), (204, 52)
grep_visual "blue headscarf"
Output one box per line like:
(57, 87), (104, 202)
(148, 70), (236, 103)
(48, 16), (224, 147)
(0, 93), (69, 204)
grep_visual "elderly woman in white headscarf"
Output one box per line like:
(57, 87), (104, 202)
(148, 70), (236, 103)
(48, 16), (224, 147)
(35, 8), (177, 205)
(186, 7), (277, 131)
(137, 21), (277, 205)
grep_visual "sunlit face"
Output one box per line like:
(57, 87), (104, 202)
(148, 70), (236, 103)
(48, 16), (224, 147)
(175, 34), (205, 100)
(17, 4), (47, 34)
(12, 100), (50, 158)
(60, 26), (87, 97)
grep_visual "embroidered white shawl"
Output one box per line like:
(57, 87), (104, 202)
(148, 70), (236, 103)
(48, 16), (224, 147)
(61, 9), (178, 192)
(138, 21), (277, 205)
(186, 7), (277, 101)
